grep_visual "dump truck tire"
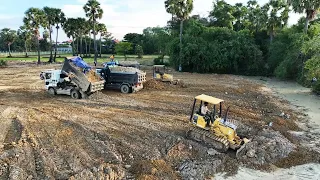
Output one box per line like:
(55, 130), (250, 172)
(120, 84), (130, 94)
(71, 90), (81, 99)
(48, 87), (56, 95)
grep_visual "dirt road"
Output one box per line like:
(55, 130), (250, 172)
(0, 62), (319, 179)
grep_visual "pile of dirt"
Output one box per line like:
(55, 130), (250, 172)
(109, 66), (144, 74)
(178, 159), (222, 179)
(130, 159), (179, 180)
(237, 128), (296, 166)
(69, 163), (125, 180)
(144, 79), (166, 90)
(86, 70), (101, 82)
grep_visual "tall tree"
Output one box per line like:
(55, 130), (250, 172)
(209, 0), (235, 29)
(0, 28), (17, 57)
(83, 0), (104, 66)
(63, 18), (77, 56)
(76, 18), (87, 57)
(52, 9), (66, 62)
(165, 0), (193, 71)
(97, 23), (107, 58)
(287, 0), (320, 33)
(23, 8), (47, 64)
(232, 3), (249, 31)
(267, 0), (289, 42)
(247, 1), (269, 33)
(43, 7), (55, 62)
(18, 25), (32, 57)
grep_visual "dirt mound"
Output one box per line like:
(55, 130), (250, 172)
(178, 159), (222, 179)
(237, 128), (296, 166)
(86, 70), (101, 82)
(144, 79), (166, 90)
(130, 159), (179, 180)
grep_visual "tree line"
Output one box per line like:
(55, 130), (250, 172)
(0, 0), (115, 65)
(121, 0), (320, 93)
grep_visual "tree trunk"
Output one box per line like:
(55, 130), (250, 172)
(93, 20), (98, 66)
(88, 34), (91, 57)
(53, 26), (59, 62)
(72, 37), (75, 56)
(99, 35), (102, 58)
(24, 40), (28, 57)
(80, 35), (83, 57)
(8, 44), (11, 57)
(304, 16), (309, 33)
(37, 37), (41, 64)
(49, 26), (53, 62)
(179, 19), (184, 72)
(270, 28), (274, 43)
(85, 38), (88, 57)
(77, 38), (79, 55)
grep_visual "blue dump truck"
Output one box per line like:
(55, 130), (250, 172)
(96, 66), (146, 93)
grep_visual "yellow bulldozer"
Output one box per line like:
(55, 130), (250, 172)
(153, 65), (173, 82)
(187, 94), (249, 153)
(153, 65), (183, 85)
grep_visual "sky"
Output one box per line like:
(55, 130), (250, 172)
(0, 0), (302, 41)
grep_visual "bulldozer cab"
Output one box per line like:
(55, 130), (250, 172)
(189, 94), (225, 129)
(153, 65), (173, 82)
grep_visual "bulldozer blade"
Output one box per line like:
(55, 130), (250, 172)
(236, 143), (246, 158)
(235, 138), (250, 158)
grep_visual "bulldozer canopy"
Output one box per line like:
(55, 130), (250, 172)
(195, 94), (224, 105)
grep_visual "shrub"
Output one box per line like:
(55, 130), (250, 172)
(0, 59), (7, 67)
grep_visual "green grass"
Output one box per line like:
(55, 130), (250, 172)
(0, 54), (168, 66)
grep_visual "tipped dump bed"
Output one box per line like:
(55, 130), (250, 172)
(61, 59), (91, 92)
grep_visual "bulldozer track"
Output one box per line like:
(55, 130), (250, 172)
(186, 127), (229, 152)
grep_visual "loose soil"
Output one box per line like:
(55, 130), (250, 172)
(0, 61), (319, 179)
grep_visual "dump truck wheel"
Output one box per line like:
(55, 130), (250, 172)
(48, 87), (56, 95)
(120, 84), (130, 94)
(71, 90), (81, 99)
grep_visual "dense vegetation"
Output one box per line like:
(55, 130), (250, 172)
(0, 0), (319, 92)
(120, 0), (320, 93)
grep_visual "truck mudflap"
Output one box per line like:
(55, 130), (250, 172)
(61, 58), (91, 92)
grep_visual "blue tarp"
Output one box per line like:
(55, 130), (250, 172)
(69, 56), (91, 71)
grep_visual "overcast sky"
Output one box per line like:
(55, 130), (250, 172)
(0, 0), (302, 41)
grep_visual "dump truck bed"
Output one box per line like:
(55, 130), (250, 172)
(62, 59), (104, 93)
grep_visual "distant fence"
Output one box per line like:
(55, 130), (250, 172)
(0, 51), (71, 57)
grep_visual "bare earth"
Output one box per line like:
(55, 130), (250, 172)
(0, 61), (319, 179)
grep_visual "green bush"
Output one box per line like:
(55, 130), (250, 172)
(168, 26), (263, 75)
(136, 45), (144, 59)
(0, 59), (7, 67)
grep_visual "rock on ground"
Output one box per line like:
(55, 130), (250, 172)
(178, 159), (222, 180)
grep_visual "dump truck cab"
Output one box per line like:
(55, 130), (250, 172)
(153, 65), (173, 82)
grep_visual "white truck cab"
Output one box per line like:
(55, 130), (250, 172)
(40, 69), (73, 96)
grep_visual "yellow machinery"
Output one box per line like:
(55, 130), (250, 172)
(153, 65), (173, 82)
(187, 94), (249, 152)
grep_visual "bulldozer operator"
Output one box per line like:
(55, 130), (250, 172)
(201, 102), (212, 126)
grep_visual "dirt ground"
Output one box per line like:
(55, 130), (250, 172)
(0, 61), (319, 179)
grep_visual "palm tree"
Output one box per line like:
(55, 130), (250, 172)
(63, 18), (77, 56)
(287, 0), (320, 33)
(83, 22), (90, 57)
(165, 0), (193, 71)
(267, 0), (289, 42)
(53, 9), (66, 61)
(97, 23), (107, 58)
(43, 7), (55, 62)
(18, 25), (32, 57)
(76, 17), (87, 57)
(83, 0), (104, 66)
(24, 8), (47, 64)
